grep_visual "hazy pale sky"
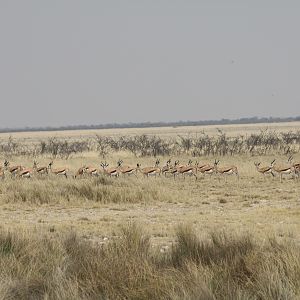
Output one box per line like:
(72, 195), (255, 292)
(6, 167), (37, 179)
(0, 1), (299, 128)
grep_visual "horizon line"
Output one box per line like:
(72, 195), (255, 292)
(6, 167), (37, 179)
(1, 116), (300, 134)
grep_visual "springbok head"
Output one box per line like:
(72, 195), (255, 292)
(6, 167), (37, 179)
(100, 162), (109, 169)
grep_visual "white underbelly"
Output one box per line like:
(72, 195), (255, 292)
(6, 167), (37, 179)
(223, 170), (234, 175)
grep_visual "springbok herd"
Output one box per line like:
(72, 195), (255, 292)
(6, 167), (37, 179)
(0, 156), (299, 182)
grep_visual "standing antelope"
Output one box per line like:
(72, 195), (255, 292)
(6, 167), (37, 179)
(178, 165), (198, 180)
(161, 159), (172, 177)
(117, 160), (137, 177)
(48, 161), (68, 178)
(136, 160), (161, 178)
(195, 161), (210, 171)
(254, 160), (275, 177)
(4, 160), (23, 177)
(100, 162), (120, 177)
(33, 161), (49, 176)
(214, 160), (239, 180)
(169, 160), (180, 178)
(197, 163), (215, 176)
(170, 159), (193, 179)
(272, 159), (295, 182)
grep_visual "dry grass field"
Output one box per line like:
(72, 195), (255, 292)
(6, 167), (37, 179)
(0, 122), (299, 299)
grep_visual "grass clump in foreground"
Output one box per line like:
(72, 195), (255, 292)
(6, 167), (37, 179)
(0, 176), (173, 205)
(0, 224), (299, 299)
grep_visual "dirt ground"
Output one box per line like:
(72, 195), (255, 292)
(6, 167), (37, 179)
(0, 123), (299, 247)
(1, 175), (299, 248)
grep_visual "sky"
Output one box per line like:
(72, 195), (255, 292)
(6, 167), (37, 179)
(0, 1), (299, 128)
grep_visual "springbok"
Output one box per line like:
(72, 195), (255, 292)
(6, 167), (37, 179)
(254, 160), (275, 177)
(85, 166), (99, 177)
(74, 166), (87, 179)
(48, 161), (68, 178)
(117, 160), (137, 177)
(272, 159), (295, 182)
(4, 160), (23, 177)
(18, 167), (33, 179)
(169, 160), (186, 178)
(100, 162), (120, 177)
(214, 160), (239, 180)
(169, 159), (193, 179)
(197, 163), (215, 176)
(195, 161), (210, 171)
(33, 161), (49, 176)
(178, 165), (197, 180)
(161, 159), (172, 177)
(136, 160), (161, 178)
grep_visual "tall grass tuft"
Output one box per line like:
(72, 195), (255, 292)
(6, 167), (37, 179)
(0, 225), (299, 299)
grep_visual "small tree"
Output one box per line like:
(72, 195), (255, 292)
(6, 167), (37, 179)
(95, 135), (110, 158)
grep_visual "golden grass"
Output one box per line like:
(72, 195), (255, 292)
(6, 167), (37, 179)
(0, 224), (299, 299)
(0, 152), (299, 246)
(0, 123), (299, 298)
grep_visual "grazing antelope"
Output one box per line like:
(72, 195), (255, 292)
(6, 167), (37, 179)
(100, 162), (120, 177)
(48, 161), (68, 178)
(4, 160), (23, 177)
(74, 166), (87, 179)
(33, 161), (49, 176)
(214, 160), (239, 180)
(254, 160), (275, 177)
(85, 166), (99, 177)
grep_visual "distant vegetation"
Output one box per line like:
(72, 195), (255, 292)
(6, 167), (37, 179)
(1, 129), (300, 159)
(1, 116), (300, 133)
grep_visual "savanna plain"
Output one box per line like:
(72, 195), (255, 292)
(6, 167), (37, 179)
(0, 122), (299, 299)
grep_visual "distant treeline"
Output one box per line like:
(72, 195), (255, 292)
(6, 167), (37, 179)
(1, 116), (300, 133)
